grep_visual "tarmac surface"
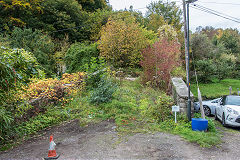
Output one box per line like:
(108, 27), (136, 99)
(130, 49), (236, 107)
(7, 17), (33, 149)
(0, 119), (240, 160)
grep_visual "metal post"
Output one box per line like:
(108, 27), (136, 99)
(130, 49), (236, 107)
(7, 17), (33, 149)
(183, 0), (191, 121)
(175, 112), (177, 123)
(187, 2), (191, 122)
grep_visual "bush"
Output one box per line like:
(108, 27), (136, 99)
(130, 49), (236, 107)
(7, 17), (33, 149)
(85, 56), (117, 104)
(214, 54), (236, 80)
(0, 72), (85, 148)
(148, 93), (174, 122)
(140, 38), (181, 89)
(0, 47), (44, 107)
(193, 55), (236, 83)
(19, 79), (66, 108)
(89, 77), (117, 104)
(65, 42), (99, 73)
(171, 67), (186, 79)
(0, 57), (46, 138)
(85, 57), (107, 89)
(9, 27), (56, 76)
(0, 47), (43, 90)
(18, 72), (85, 108)
(207, 118), (216, 132)
(0, 108), (13, 141)
(193, 59), (215, 83)
(61, 72), (86, 89)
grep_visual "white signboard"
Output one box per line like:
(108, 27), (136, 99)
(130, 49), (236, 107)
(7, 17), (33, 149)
(172, 105), (180, 123)
(172, 105), (180, 112)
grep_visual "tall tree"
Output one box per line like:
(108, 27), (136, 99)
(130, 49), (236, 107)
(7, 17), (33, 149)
(196, 26), (218, 40)
(87, 9), (113, 41)
(33, 0), (89, 42)
(77, 0), (110, 12)
(145, 14), (166, 33)
(128, 6), (145, 27)
(191, 33), (217, 60)
(146, 0), (182, 31)
(0, 0), (110, 42)
(216, 29), (240, 54)
(98, 12), (157, 68)
(9, 27), (56, 76)
(0, 0), (43, 31)
(145, 0), (184, 59)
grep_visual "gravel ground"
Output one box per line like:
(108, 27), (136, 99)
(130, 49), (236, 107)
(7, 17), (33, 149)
(0, 120), (239, 160)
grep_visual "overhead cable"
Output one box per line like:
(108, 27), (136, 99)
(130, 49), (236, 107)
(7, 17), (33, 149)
(190, 4), (240, 24)
(193, 4), (240, 21)
(197, 1), (240, 6)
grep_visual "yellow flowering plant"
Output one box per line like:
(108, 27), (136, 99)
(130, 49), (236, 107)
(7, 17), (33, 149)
(18, 72), (85, 108)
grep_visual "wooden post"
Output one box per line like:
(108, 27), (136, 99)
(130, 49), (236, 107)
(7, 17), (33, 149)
(198, 88), (205, 119)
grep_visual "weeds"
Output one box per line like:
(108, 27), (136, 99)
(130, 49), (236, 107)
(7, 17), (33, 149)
(98, 79), (221, 148)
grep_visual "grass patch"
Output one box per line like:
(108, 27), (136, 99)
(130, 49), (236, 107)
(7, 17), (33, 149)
(191, 79), (240, 100)
(171, 120), (221, 147)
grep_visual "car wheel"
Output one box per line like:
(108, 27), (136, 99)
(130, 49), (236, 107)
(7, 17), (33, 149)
(222, 113), (227, 127)
(203, 105), (211, 116)
(215, 109), (218, 120)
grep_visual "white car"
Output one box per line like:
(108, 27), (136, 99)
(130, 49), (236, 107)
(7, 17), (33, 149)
(194, 98), (220, 116)
(215, 95), (240, 127)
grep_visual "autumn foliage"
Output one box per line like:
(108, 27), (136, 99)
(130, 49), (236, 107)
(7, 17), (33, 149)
(140, 38), (181, 89)
(98, 14), (151, 68)
(18, 72), (85, 108)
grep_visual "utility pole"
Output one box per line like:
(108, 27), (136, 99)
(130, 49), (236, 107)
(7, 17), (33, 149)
(182, 0), (191, 121)
(183, 0), (198, 121)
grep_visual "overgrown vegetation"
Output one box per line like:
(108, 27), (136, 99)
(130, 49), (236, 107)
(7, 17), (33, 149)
(0, 47), (44, 109)
(110, 80), (220, 148)
(0, 72), (85, 149)
(65, 43), (99, 73)
(98, 12), (156, 68)
(191, 27), (240, 83)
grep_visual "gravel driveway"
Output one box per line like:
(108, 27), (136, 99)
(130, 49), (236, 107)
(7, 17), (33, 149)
(0, 120), (239, 160)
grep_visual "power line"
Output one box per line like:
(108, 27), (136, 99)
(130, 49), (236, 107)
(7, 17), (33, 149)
(190, 4), (240, 24)
(197, 1), (240, 6)
(194, 4), (240, 22)
(191, 5), (240, 24)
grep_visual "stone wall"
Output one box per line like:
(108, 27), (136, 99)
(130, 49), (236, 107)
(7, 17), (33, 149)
(171, 77), (194, 114)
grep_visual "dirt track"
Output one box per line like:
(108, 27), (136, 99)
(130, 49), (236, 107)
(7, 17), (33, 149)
(0, 119), (240, 160)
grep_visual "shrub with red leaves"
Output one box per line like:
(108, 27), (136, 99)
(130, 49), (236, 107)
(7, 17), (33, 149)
(140, 38), (181, 90)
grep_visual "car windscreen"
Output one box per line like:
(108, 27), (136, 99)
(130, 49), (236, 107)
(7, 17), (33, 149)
(226, 96), (240, 106)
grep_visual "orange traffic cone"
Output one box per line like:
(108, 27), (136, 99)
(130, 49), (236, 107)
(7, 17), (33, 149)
(44, 135), (60, 160)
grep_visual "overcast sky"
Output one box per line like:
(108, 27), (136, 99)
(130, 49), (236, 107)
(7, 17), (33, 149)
(108, 0), (240, 32)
